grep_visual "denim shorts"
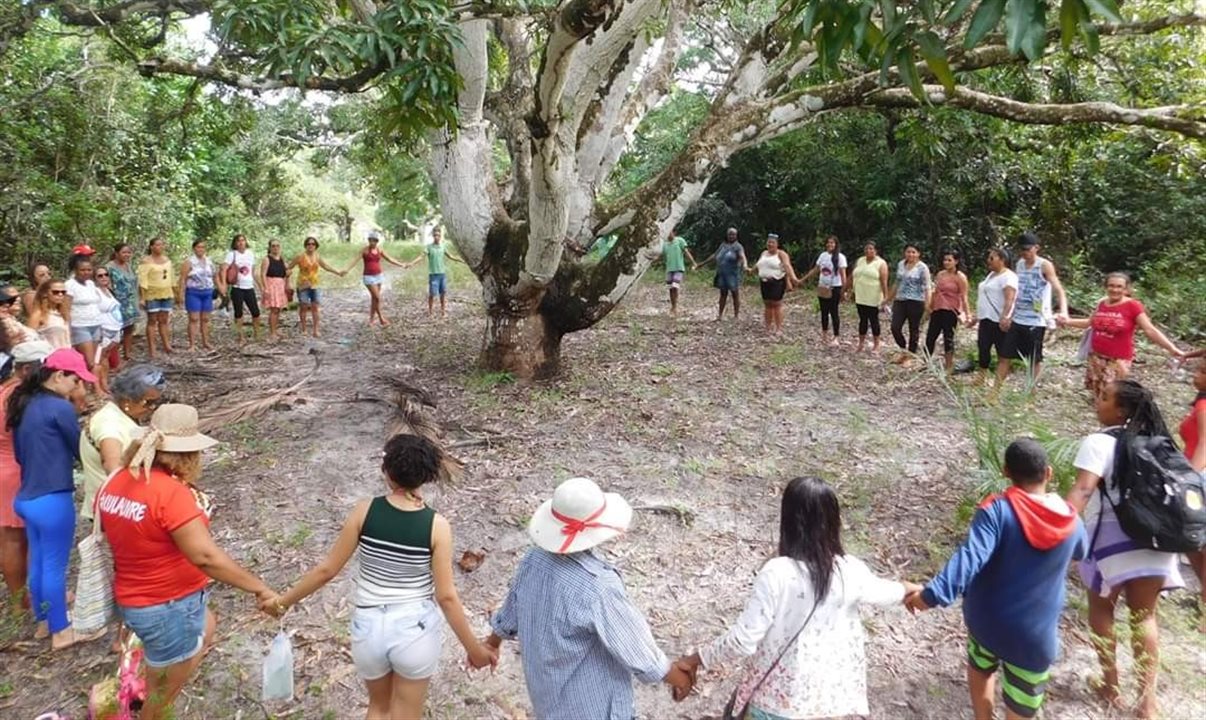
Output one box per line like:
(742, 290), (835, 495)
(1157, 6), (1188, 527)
(350, 599), (443, 681)
(184, 287), (214, 313)
(427, 273), (447, 297)
(297, 287), (320, 305)
(120, 587), (210, 668)
(70, 324), (102, 345)
(363, 274), (385, 286)
(145, 298), (173, 314)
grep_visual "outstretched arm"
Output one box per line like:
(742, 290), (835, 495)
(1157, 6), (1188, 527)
(445, 250), (465, 264)
(1135, 312), (1184, 358)
(270, 501), (368, 612)
(431, 515), (497, 668)
(380, 249), (408, 268)
(919, 505), (1003, 609)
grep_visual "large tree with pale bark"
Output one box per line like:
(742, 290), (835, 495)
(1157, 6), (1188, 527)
(6, 0), (1205, 376)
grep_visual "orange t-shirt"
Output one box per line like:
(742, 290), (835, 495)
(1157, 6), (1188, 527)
(98, 467), (210, 607)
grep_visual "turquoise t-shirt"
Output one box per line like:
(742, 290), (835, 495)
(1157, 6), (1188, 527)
(426, 243), (446, 275)
(663, 237), (687, 273)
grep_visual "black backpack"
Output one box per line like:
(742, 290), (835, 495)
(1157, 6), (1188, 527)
(1096, 429), (1206, 553)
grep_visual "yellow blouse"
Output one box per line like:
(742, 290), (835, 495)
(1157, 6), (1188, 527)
(137, 259), (175, 300)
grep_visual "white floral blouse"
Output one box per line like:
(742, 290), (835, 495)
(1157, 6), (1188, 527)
(700, 555), (905, 719)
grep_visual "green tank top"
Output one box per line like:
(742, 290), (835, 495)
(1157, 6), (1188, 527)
(426, 243), (447, 275)
(355, 497), (436, 606)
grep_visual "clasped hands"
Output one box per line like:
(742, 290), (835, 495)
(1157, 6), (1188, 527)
(902, 581), (930, 614)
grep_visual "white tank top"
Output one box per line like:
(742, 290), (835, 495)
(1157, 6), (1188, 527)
(757, 252), (785, 280)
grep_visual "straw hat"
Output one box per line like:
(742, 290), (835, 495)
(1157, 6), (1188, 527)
(11, 339), (53, 364)
(528, 477), (633, 554)
(141, 404), (218, 452)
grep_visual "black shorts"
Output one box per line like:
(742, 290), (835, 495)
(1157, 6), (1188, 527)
(1006, 324), (1046, 363)
(230, 286), (261, 320)
(760, 278), (786, 301)
(977, 319), (1014, 368)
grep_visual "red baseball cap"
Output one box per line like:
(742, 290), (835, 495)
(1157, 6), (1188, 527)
(71, 243), (96, 256)
(43, 348), (98, 383)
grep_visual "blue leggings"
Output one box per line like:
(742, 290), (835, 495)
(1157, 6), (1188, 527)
(14, 492), (76, 633)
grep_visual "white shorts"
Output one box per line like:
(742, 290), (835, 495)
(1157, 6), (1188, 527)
(363, 274), (385, 286)
(350, 600), (443, 681)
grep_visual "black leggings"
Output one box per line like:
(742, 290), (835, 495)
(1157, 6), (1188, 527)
(856, 303), (880, 337)
(818, 292), (841, 336)
(925, 309), (959, 356)
(230, 286), (261, 320)
(891, 299), (925, 352)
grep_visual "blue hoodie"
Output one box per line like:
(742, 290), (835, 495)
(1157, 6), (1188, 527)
(922, 488), (1088, 671)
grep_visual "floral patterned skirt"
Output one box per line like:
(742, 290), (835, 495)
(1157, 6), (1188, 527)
(1084, 352), (1131, 399)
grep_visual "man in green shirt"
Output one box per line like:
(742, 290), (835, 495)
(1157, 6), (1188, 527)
(647, 230), (696, 316)
(405, 227), (464, 318)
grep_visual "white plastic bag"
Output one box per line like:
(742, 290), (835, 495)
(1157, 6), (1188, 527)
(262, 631), (294, 701)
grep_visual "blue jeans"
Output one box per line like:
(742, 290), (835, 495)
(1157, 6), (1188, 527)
(13, 491), (75, 633)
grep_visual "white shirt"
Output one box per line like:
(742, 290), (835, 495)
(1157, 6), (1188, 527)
(701, 555), (905, 718)
(224, 250), (257, 290)
(65, 277), (103, 326)
(815, 252), (848, 288)
(976, 269), (1019, 321)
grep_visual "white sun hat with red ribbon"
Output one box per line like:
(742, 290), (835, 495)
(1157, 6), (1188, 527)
(528, 477), (633, 554)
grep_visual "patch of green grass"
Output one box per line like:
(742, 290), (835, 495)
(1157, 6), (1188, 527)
(770, 344), (805, 366)
(0, 680), (13, 699)
(651, 364), (675, 377)
(466, 370), (516, 391)
(287, 524), (312, 548)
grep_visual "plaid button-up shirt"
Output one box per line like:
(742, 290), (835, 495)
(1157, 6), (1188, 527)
(491, 547), (670, 719)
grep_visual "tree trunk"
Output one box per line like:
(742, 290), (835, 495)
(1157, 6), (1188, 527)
(480, 303), (563, 379)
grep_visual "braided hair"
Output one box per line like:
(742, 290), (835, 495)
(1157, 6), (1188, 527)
(1109, 379), (1171, 488)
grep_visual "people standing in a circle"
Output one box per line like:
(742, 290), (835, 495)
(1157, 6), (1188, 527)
(969, 249), (1018, 388)
(694, 228), (748, 321)
(751, 233), (800, 337)
(259, 240), (291, 342)
(178, 240), (216, 352)
(886, 244), (931, 357)
(647, 229), (696, 317)
(219, 234), (262, 343)
(924, 250), (970, 372)
(288, 237), (344, 338)
(849, 242), (889, 353)
(348, 231), (406, 326)
(404, 228), (465, 319)
(798, 236), (848, 347)
(137, 238), (176, 360)
(1009, 232), (1068, 383)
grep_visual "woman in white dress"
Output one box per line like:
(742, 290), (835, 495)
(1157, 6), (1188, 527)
(676, 477), (918, 719)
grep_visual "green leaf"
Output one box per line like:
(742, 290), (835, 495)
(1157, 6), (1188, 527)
(1020, 4), (1048, 60)
(801, 1), (822, 35)
(897, 48), (926, 101)
(1078, 15), (1100, 54)
(916, 30), (956, 92)
(1058, 0), (1080, 50)
(964, 0), (1006, 49)
(880, 0), (897, 27)
(942, 0), (976, 25)
(1004, 0), (1037, 56)
(1082, 0), (1123, 24)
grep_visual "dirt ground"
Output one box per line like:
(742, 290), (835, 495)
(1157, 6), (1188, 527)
(1, 272), (1204, 719)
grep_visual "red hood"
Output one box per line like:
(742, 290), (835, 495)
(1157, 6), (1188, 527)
(978, 486), (1078, 550)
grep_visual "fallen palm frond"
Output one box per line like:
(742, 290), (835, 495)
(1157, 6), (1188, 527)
(383, 375), (464, 483)
(197, 349), (322, 433)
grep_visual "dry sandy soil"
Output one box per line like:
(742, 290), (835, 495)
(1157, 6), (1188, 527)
(1, 271), (1203, 719)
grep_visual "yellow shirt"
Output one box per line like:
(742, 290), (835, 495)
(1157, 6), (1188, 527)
(137, 259), (175, 300)
(79, 402), (141, 520)
(852, 256), (887, 306)
(297, 253), (320, 288)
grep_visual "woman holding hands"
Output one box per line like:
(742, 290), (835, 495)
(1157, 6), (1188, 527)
(288, 237), (345, 338)
(751, 233), (800, 336)
(261, 434), (496, 720)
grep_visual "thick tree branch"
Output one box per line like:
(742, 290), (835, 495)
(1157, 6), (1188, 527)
(55, 0), (210, 26)
(868, 87), (1206, 139)
(134, 56), (389, 92)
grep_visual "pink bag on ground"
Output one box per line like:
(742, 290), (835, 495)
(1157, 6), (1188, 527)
(88, 636), (147, 720)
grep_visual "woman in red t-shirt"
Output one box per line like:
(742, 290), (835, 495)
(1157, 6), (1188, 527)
(98, 404), (275, 720)
(1181, 360), (1206, 632)
(1059, 273), (1184, 398)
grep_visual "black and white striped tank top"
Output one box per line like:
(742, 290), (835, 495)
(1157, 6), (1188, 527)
(354, 496), (435, 607)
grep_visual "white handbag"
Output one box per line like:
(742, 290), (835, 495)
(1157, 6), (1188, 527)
(72, 472), (118, 633)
